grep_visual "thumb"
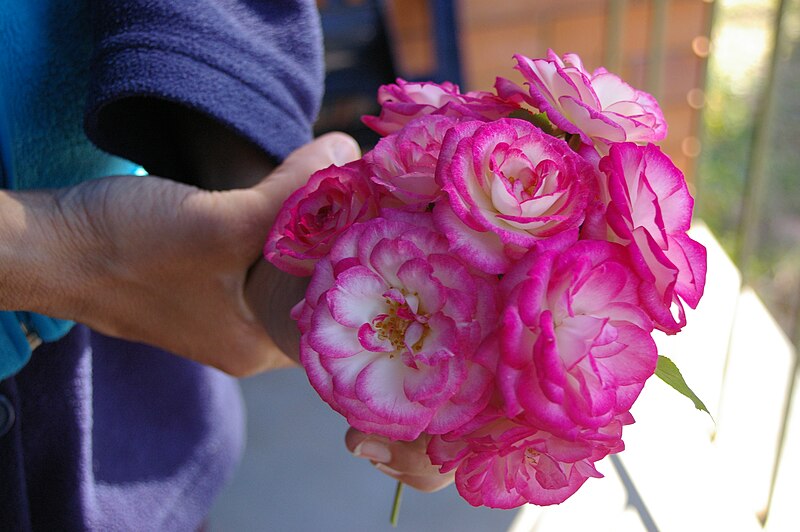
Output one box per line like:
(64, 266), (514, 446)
(252, 132), (361, 216)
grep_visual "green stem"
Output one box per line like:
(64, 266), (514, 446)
(390, 481), (404, 527)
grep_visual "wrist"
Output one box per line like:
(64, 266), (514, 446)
(0, 188), (97, 318)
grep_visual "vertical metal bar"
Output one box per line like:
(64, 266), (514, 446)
(735, 0), (788, 278)
(646, 0), (669, 100)
(692, 0), (719, 193)
(736, 0), (792, 522)
(430, 0), (463, 86)
(605, 0), (628, 74)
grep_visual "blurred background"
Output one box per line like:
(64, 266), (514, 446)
(212, 1), (800, 530)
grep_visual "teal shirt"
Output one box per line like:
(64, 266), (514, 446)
(0, 0), (139, 379)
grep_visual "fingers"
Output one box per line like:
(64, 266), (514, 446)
(238, 133), (360, 363)
(252, 132), (361, 209)
(218, 134), (358, 373)
(345, 427), (455, 493)
(244, 258), (309, 363)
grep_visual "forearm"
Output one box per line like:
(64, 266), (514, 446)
(0, 98), (273, 309)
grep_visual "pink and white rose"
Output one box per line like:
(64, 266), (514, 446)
(264, 160), (380, 276)
(428, 407), (629, 508)
(501, 50), (667, 149)
(362, 78), (517, 136)
(434, 118), (592, 274)
(365, 115), (460, 210)
(498, 240), (657, 439)
(587, 142), (707, 333)
(296, 211), (499, 440)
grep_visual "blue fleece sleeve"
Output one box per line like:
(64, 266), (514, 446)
(84, 0), (324, 164)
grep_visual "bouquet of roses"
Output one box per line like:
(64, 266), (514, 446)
(264, 50), (707, 510)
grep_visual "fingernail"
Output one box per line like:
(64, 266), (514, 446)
(375, 463), (404, 477)
(353, 440), (392, 463)
(331, 137), (359, 166)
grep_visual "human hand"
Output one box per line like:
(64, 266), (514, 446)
(2, 133), (360, 376)
(345, 427), (455, 493)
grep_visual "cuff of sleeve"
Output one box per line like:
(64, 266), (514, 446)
(0, 312), (74, 380)
(85, 46), (314, 165)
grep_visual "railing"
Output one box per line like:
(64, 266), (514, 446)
(509, 0), (800, 528)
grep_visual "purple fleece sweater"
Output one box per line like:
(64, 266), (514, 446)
(0, 1), (323, 530)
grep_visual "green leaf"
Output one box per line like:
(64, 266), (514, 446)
(508, 109), (557, 136)
(655, 355), (713, 420)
